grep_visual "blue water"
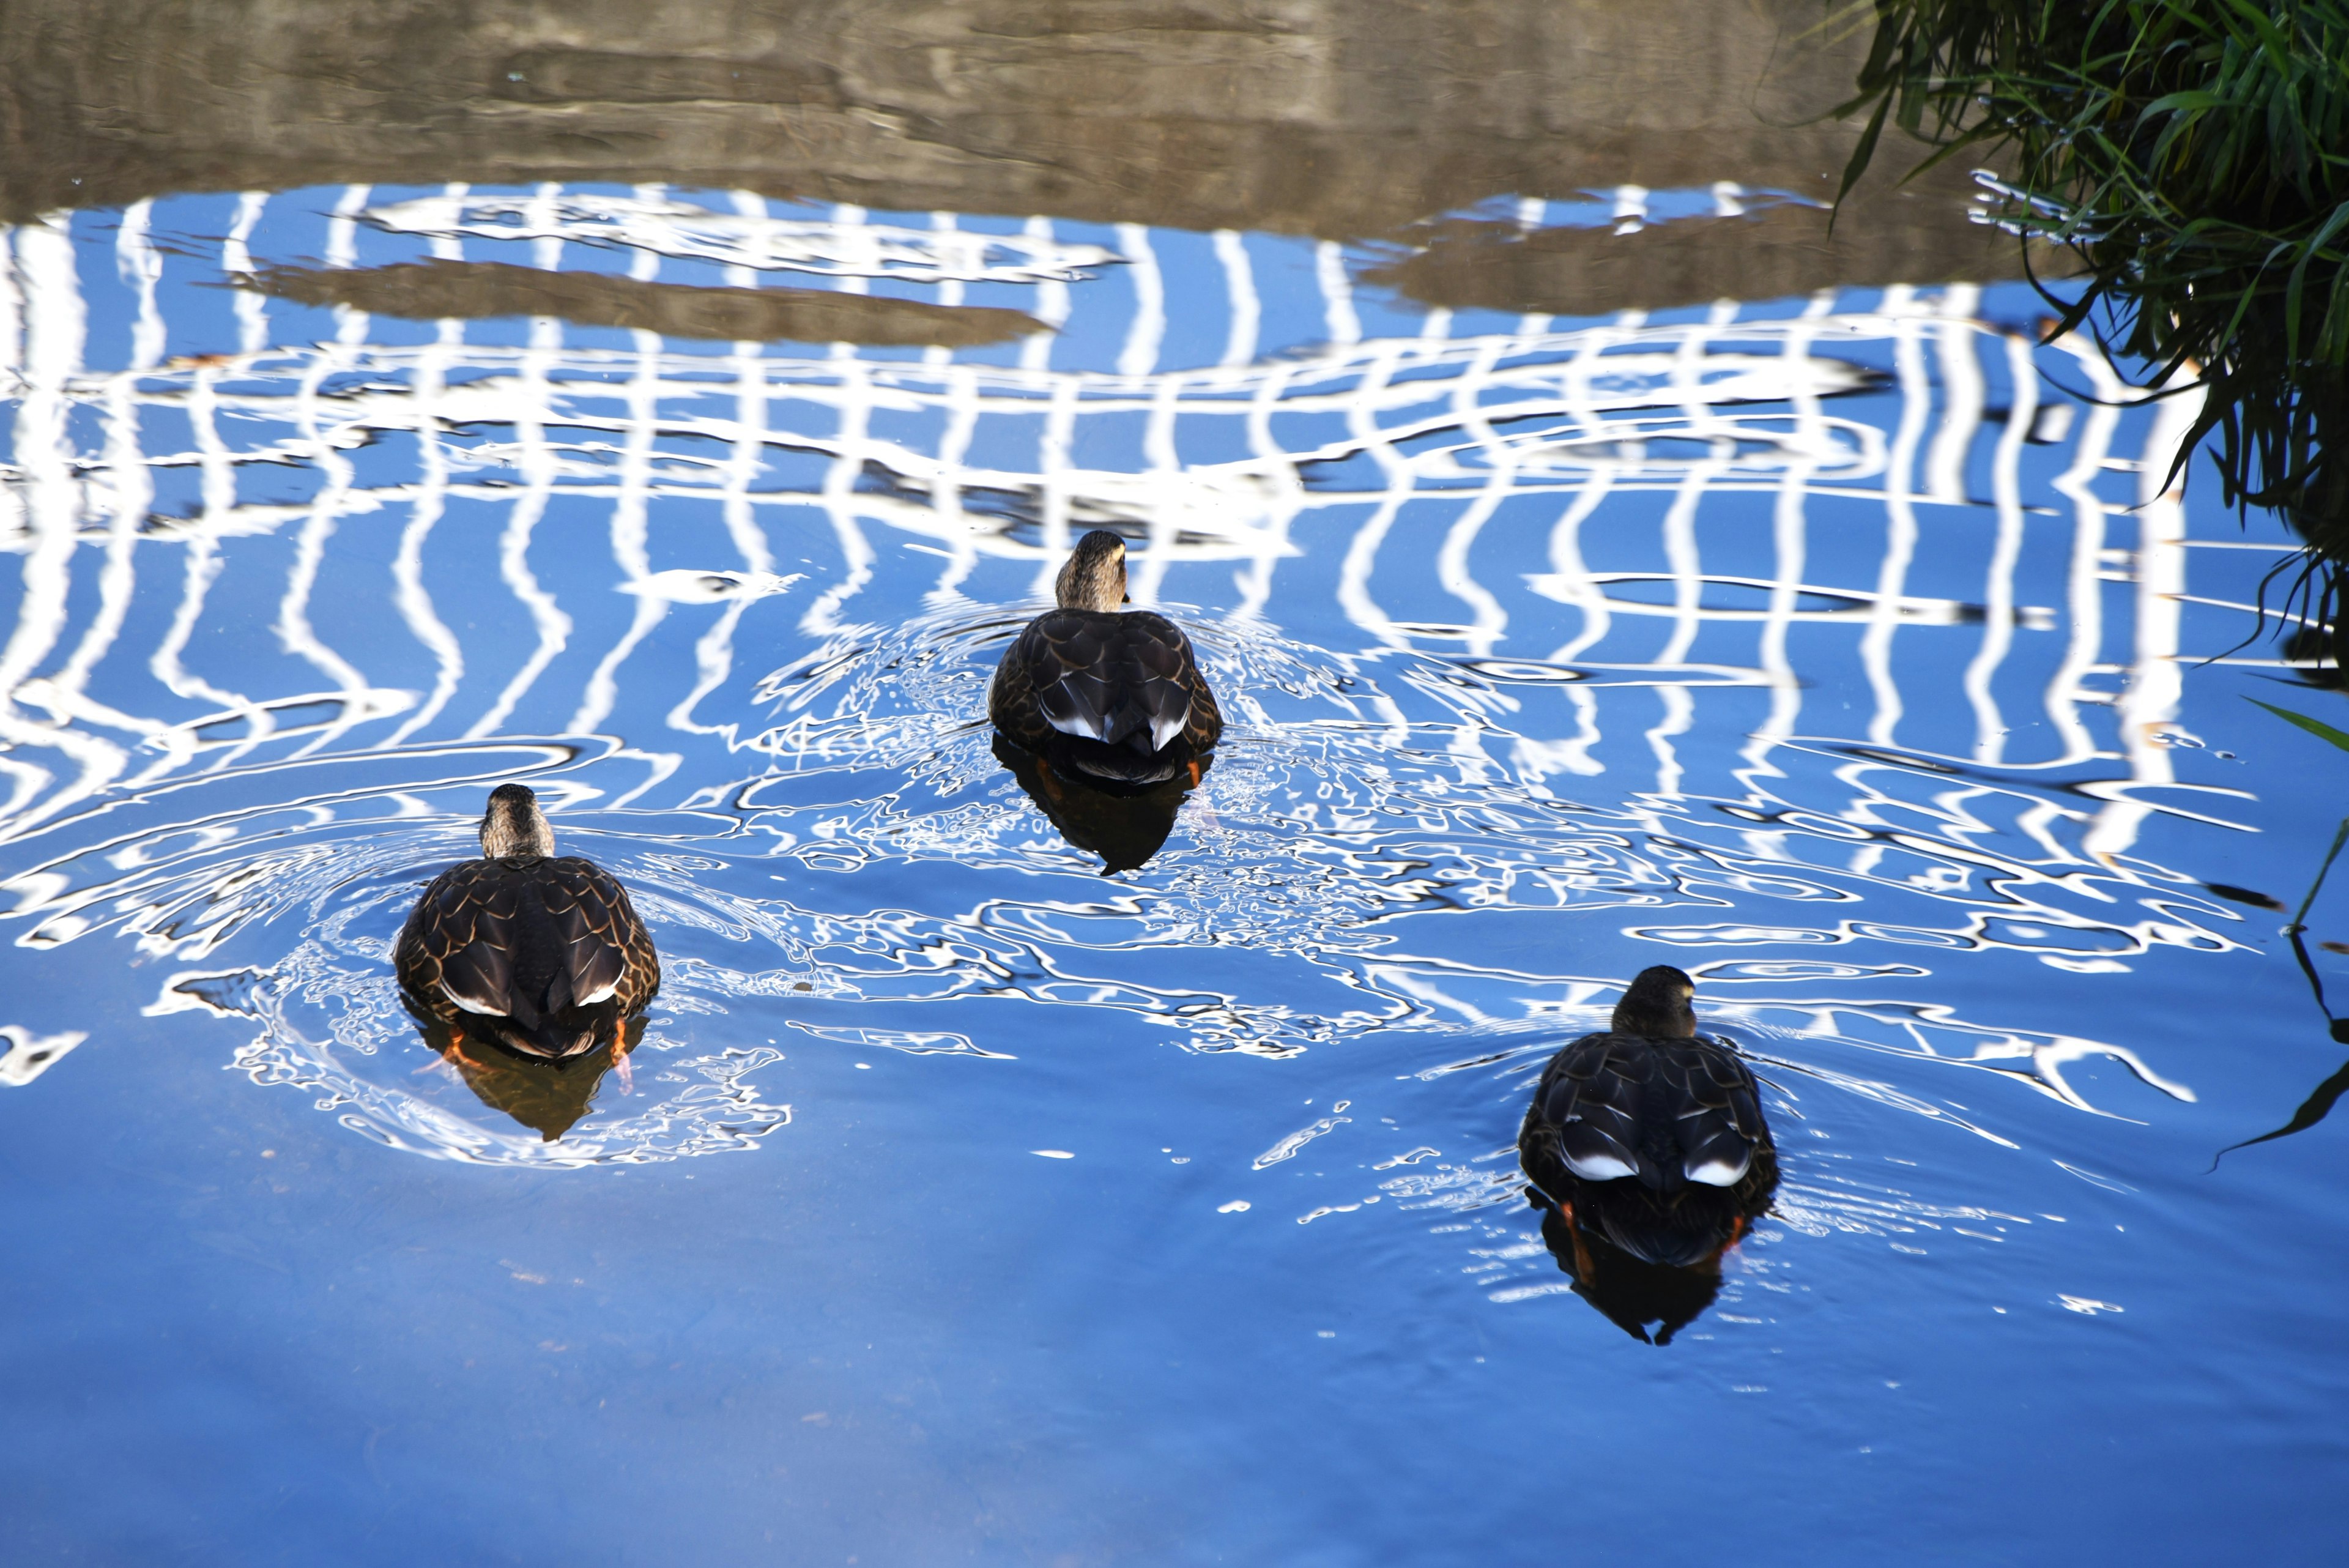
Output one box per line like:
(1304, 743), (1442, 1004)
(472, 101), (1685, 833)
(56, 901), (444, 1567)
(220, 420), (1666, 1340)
(2, 184), (2345, 1565)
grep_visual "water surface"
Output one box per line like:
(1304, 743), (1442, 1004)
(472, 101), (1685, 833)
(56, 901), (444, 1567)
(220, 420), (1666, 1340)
(3, 10), (2347, 1566)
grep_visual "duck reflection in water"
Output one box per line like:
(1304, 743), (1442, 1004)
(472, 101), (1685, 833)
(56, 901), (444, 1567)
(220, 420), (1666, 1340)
(989, 529), (1222, 789)
(417, 1016), (646, 1143)
(993, 732), (1208, 873)
(1518, 965), (1778, 1344)
(395, 785), (661, 1139)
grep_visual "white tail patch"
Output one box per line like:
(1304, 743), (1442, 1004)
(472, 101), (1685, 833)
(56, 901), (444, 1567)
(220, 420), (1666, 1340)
(1148, 704), (1190, 752)
(442, 981), (507, 1017)
(1048, 707), (1107, 741)
(1565, 1151), (1637, 1182)
(579, 980), (618, 1006)
(1685, 1154), (1750, 1187)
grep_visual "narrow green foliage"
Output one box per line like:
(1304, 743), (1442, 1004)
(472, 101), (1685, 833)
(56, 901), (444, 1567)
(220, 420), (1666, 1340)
(2249, 697), (2349, 754)
(1838, 1), (2349, 661)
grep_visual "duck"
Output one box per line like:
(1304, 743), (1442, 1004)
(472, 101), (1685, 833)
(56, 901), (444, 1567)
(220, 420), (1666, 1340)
(989, 529), (1222, 787)
(1518, 964), (1778, 1272)
(395, 784), (660, 1063)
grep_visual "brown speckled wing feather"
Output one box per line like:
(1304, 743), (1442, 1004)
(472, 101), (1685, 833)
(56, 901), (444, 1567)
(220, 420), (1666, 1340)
(395, 856), (658, 1053)
(1521, 1032), (1769, 1193)
(991, 608), (1220, 760)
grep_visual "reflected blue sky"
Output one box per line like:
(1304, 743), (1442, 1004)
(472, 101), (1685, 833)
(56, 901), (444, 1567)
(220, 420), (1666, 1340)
(2, 181), (2345, 1565)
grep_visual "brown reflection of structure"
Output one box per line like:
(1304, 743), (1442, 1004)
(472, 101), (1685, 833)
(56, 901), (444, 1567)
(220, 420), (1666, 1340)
(993, 732), (1201, 874)
(1534, 1198), (1729, 1347)
(253, 262), (1042, 346)
(417, 1016), (644, 1143)
(1364, 199), (2079, 319)
(3, 1), (2023, 305)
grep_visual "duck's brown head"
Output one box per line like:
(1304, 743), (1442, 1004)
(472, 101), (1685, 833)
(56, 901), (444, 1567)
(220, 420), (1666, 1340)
(480, 783), (556, 859)
(1055, 529), (1130, 613)
(1611, 964), (1697, 1038)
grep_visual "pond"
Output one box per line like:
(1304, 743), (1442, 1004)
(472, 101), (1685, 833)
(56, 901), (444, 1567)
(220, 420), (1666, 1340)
(2, 6), (2345, 1564)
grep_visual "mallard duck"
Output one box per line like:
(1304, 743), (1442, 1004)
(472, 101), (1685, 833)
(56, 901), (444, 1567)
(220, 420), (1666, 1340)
(1518, 965), (1778, 1271)
(989, 529), (1222, 786)
(395, 784), (660, 1062)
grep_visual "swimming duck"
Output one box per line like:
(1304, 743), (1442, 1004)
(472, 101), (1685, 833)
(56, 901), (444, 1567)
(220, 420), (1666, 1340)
(1518, 965), (1777, 1271)
(395, 784), (660, 1063)
(989, 529), (1222, 787)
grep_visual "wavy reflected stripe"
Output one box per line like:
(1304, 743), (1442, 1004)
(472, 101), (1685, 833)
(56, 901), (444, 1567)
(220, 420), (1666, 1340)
(0, 186), (2255, 868)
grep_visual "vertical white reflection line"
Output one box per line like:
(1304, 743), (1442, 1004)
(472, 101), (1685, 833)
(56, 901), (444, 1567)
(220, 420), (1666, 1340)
(2044, 338), (2125, 764)
(727, 189), (766, 289)
(1751, 455), (1815, 766)
(1545, 472), (1614, 777)
(526, 182), (563, 273)
(926, 212), (964, 368)
(801, 357), (877, 636)
(0, 214), (128, 831)
(1925, 287), (1984, 502)
(1644, 457), (1715, 798)
(117, 199), (166, 371)
(1335, 343), (1414, 650)
(831, 204), (872, 294)
(1863, 293), (1931, 747)
(56, 216), (165, 735)
(2084, 375), (2202, 862)
(327, 184), (373, 350)
(569, 326), (666, 736)
(0, 225), (20, 383)
(927, 362), (983, 603)
(1233, 361), (1300, 622)
(1115, 223), (1165, 379)
(1747, 312), (1824, 782)
(1962, 331), (2036, 764)
(0, 228), (31, 816)
(1546, 471), (1617, 666)
(225, 191), (270, 356)
(1021, 217), (1069, 371)
(283, 321), (373, 756)
(1316, 240), (1361, 347)
(1213, 229), (1259, 368)
(160, 332), (273, 765)
(387, 326), (465, 743)
(1131, 368), (1182, 606)
(464, 315), (573, 737)
(1030, 371), (1078, 599)
(1440, 336), (1513, 657)
(1655, 461), (1712, 667)
(431, 182), (470, 262)
(667, 331), (781, 738)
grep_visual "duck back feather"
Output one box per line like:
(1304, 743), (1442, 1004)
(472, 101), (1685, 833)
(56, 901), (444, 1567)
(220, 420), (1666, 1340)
(395, 855), (658, 1060)
(991, 608), (1220, 784)
(1519, 1030), (1777, 1267)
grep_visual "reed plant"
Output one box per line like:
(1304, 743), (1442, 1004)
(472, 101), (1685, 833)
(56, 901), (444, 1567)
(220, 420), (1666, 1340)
(1833, 0), (2349, 658)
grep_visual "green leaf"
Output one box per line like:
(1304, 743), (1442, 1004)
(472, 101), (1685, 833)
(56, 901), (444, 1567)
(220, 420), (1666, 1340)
(2249, 697), (2349, 754)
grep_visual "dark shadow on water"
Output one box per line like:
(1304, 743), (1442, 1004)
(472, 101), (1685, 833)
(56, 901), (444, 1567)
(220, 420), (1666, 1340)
(415, 1015), (645, 1143)
(1532, 1196), (1728, 1347)
(992, 732), (1204, 875)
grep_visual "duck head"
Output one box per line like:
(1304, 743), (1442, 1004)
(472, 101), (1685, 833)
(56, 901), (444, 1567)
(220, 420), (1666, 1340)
(1611, 964), (1696, 1038)
(480, 783), (557, 859)
(1055, 529), (1130, 612)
